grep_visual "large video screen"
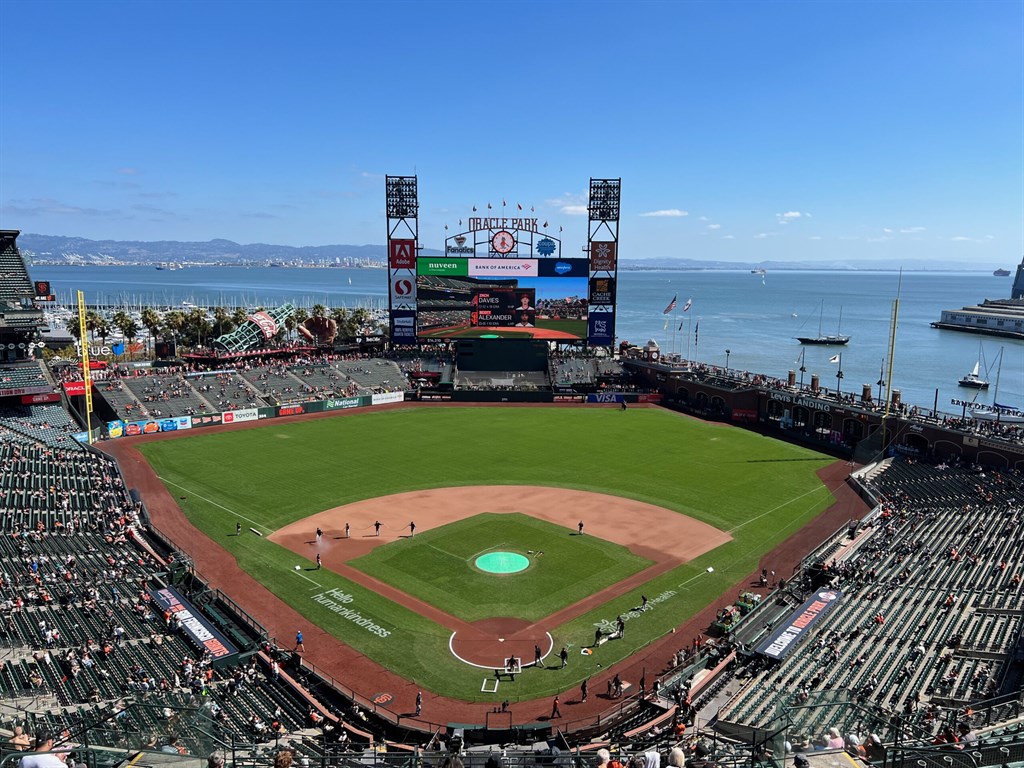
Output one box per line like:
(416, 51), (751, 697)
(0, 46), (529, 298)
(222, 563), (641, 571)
(416, 257), (592, 340)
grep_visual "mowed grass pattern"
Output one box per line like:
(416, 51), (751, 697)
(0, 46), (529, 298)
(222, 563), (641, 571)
(349, 513), (652, 622)
(138, 407), (836, 700)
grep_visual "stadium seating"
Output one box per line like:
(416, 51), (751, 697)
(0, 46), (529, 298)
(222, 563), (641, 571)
(718, 458), (1023, 745)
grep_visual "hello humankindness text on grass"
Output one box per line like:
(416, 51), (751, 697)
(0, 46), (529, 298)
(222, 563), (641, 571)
(312, 589), (391, 638)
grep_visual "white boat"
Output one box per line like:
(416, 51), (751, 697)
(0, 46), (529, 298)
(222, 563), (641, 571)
(958, 361), (988, 389)
(958, 344), (989, 388)
(969, 347), (1024, 422)
(751, 268), (766, 276)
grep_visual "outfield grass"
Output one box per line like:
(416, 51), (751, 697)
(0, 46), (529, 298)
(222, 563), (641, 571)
(138, 407), (835, 701)
(349, 512), (652, 622)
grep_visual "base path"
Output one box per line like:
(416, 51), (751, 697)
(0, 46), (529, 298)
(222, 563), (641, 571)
(268, 486), (730, 668)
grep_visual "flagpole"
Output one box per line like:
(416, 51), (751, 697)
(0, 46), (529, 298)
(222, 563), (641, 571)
(836, 352), (844, 397)
(798, 348), (807, 390)
(686, 315), (692, 361)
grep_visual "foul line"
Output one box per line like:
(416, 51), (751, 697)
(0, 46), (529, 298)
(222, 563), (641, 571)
(158, 476), (272, 534)
(728, 483), (833, 534)
(290, 569), (322, 589)
(448, 631), (554, 670)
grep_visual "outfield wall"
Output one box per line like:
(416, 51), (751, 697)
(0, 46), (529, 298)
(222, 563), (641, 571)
(101, 390), (661, 436)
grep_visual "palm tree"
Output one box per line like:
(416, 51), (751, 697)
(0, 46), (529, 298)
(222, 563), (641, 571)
(311, 303), (327, 318)
(292, 308), (309, 341)
(93, 317), (111, 349)
(212, 306), (233, 338)
(184, 308), (212, 348)
(112, 313), (140, 360)
(141, 308), (162, 355)
(85, 311), (104, 340)
(231, 307), (248, 328)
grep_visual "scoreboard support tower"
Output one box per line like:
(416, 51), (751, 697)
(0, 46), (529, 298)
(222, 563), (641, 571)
(587, 178), (621, 349)
(386, 176), (420, 345)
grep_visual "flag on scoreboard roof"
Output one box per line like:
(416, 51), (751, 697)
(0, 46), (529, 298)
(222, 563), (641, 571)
(488, 202), (492, 209)
(502, 199), (506, 207)
(695, 321), (700, 343)
(683, 297), (693, 312)
(663, 295), (678, 314)
(517, 203), (522, 210)
(472, 206), (477, 211)
(829, 354), (841, 363)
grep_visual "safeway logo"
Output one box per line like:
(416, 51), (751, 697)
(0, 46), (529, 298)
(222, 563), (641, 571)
(393, 278), (414, 296)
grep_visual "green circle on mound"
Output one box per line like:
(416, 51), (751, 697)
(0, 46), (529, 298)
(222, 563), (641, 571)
(480, 334), (500, 338)
(475, 551), (529, 574)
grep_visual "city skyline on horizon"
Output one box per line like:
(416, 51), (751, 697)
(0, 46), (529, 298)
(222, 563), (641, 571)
(1, 0), (1021, 264)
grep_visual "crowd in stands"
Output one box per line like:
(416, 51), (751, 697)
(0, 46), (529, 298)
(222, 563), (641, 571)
(719, 457), (1024, 748)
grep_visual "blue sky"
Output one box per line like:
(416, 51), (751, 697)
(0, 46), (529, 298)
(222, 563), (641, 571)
(1, 0), (1021, 264)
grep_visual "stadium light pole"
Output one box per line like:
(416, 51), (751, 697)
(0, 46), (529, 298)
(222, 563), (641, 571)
(725, 349), (731, 370)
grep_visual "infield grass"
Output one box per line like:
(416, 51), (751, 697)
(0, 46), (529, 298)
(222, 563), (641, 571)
(350, 512), (652, 622)
(138, 406), (836, 701)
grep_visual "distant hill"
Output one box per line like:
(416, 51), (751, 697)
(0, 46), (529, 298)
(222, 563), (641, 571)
(17, 233), (443, 265)
(14, 233), (998, 272)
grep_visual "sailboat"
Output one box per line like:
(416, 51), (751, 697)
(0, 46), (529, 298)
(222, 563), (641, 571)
(969, 348), (1024, 423)
(795, 301), (850, 345)
(958, 344), (989, 388)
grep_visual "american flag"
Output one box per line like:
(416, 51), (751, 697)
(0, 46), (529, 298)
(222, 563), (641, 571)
(663, 295), (678, 314)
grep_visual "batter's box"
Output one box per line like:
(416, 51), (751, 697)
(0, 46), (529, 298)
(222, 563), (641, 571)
(481, 678), (499, 693)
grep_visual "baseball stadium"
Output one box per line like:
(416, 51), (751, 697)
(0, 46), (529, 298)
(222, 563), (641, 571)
(1, 185), (1024, 768)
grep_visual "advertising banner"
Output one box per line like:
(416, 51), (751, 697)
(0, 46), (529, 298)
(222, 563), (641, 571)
(588, 311), (615, 346)
(249, 311), (279, 339)
(277, 403), (307, 417)
(390, 310), (418, 343)
(590, 241), (617, 271)
(755, 589), (843, 660)
(22, 392), (61, 404)
(149, 586), (238, 662)
(63, 381), (87, 396)
(324, 396), (364, 411)
(467, 259), (537, 277)
(257, 407), (276, 420)
(587, 392), (625, 403)
(537, 258), (589, 278)
(371, 391), (405, 406)
(158, 416), (192, 432)
(417, 258), (468, 276)
(191, 414), (224, 429)
(390, 275), (417, 305)
(389, 239), (416, 269)
(589, 277), (616, 305)
(222, 408), (258, 424)
(125, 420), (161, 436)
(107, 420), (125, 438)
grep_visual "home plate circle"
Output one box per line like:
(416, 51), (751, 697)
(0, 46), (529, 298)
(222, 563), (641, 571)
(475, 551), (529, 574)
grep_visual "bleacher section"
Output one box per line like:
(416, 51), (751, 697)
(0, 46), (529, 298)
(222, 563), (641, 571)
(120, 374), (215, 418)
(717, 458), (1024, 746)
(0, 231), (35, 304)
(0, 413), (339, 760)
(331, 359), (403, 393)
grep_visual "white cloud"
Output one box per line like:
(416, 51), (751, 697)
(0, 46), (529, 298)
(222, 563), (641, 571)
(780, 211), (803, 219)
(639, 209), (688, 217)
(722, 235), (735, 240)
(900, 226), (926, 234)
(561, 205), (588, 215)
(867, 236), (893, 243)
(699, 216), (709, 222)
(707, 223), (721, 230)
(883, 228), (893, 234)
(754, 233), (768, 239)
(950, 236), (972, 241)
(985, 235), (995, 240)
(809, 236), (822, 240)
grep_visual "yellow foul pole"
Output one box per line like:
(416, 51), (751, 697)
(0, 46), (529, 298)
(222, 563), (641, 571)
(77, 291), (94, 444)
